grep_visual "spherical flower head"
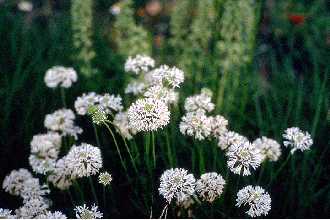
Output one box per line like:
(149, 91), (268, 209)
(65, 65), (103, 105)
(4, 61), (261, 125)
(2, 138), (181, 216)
(113, 111), (137, 140)
(236, 185), (271, 217)
(99, 93), (123, 113)
(125, 54), (155, 74)
(253, 137), (282, 162)
(0, 208), (15, 219)
(283, 127), (313, 154)
(151, 65), (185, 88)
(47, 156), (74, 190)
(15, 197), (49, 219)
(75, 92), (100, 115)
(44, 66), (77, 88)
(87, 106), (108, 125)
(179, 110), (212, 140)
(29, 155), (56, 175)
(44, 109), (82, 140)
(196, 172), (226, 203)
(125, 81), (146, 95)
(226, 141), (262, 176)
(74, 204), (103, 219)
(159, 168), (196, 204)
(144, 85), (179, 105)
(210, 115), (228, 137)
(36, 211), (67, 219)
(184, 89), (215, 113)
(127, 98), (170, 132)
(217, 131), (248, 150)
(2, 169), (33, 196)
(20, 178), (50, 202)
(66, 143), (103, 178)
(98, 172), (112, 186)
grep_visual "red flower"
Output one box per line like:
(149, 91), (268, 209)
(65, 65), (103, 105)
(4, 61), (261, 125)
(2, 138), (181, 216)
(288, 14), (306, 25)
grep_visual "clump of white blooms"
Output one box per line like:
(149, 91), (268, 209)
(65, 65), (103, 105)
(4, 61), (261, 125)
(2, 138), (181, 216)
(236, 185), (271, 217)
(99, 93), (123, 113)
(44, 66), (77, 88)
(283, 127), (313, 154)
(159, 168), (196, 204)
(127, 98), (170, 132)
(75, 204), (103, 219)
(217, 131), (248, 151)
(66, 143), (103, 178)
(210, 115), (229, 137)
(226, 140), (262, 176)
(150, 65), (185, 88)
(253, 137), (282, 162)
(19, 178), (50, 202)
(44, 109), (82, 139)
(15, 197), (49, 219)
(184, 88), (215, 113)
(144, 85), (179, 105)
(98, 172), (113, 186)
(125, 81), (146, 95)
(113, 111), (137, 140)
(0, 208), (15, 218)
(125, 54), (155, 74)
(36, 211), (67, 219)
(179, 110), (213, 140)
(47, 156), (74, 190)
(29, 132), (62, 174)
(2, 169), (33, 196)
(195, 172), (226, 203)
(87, 106), (108, 125)
(74, 92), (100, 115)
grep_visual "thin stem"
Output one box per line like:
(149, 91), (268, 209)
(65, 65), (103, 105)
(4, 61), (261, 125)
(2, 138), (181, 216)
(66, 189), (75, 206)
(151, 131), (156, 168)
(257, 163), (266, 184)
(73, 180), (84, 203)
(145, 133), (151, 174)
(93, 124), (101, 148)
(165, 131), (174, 167)
(159, 203), (169, 219)
(269, 154), (291, 186)
(103, 186), (106, 209)
(60, 87), (67, 108)
(89, 176), (98, 205)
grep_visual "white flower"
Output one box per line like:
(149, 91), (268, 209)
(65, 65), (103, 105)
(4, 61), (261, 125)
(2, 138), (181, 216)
(74, 92), (100, 115)
(15, 198), (49, 219)
(99, 93), (123, 114)
(18, 1), (33, 12)
(44, 66), (77, 88)
(176, 195), (196, 209)
(66, 143), (103, 178)
(20, 178), (50, 202)
(127, 98), (170, 132)
(253, 137), (282, 162)
(47, 156), (74, 190)
(29, 155), (56, 175)
(210, 115), (228, 137)
(98, 172), (112, 186)
(283, 127), (313, 154)
(151, 65), (184, 88)
(144, 85), (179, 105)
(74, 204), (103, 219)
(159, 168), (196, 204)
(179, 110), (213, 140)
(217, 131), (248, 150)
(125, 81), (146, 95)
(0, 208), (15, 218)
(195, 172), (226, 203)
(226, 141), (262, 176)
(36, 211), (67, 219)
(125, 54), (155, 74)
(44, 109), (82, 140)
(113, 112), (137, 140)
(184, 89), (215, 113)
(2, 169), (33, 196)
(236, 185), (271, 217)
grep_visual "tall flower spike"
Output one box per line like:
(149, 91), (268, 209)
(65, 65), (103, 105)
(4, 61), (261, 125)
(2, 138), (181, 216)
(283, 127), (313, 154)
(159, 168), (196, 204)
(236, 185), (271, 217)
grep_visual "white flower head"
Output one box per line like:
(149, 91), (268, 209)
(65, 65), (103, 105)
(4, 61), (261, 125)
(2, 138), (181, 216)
(210, 115), (228, 137)
(15, 198), (49, 219)
(74, 204), (103, 219)
(253, 137), (282, 162)
(159, 168), (196, 204)
(226, 141), (262, 176)
(184, 89), (215, 113)
(125, 54), (155, 74)
(125, 81), (146, 95)
(151, 65), (184, 88)
(98, 172), (112, 186)
(47, 156), (74, 190)
(127, 98), (170, 132)
(44, 109), (82, 140)
(2, 169), (33, 196)
(283, 127), (313, 154)
(196, 172), (226, 203)
(179, 110), (213, 140)
(18, 1), (33, 12)
(236, 185), (271, 217)
(217, 131), (248, 151)
(66, 143), (103, 178)
(113, 112), (137, 140)
(99, 93), (123, 114)
(144, 85), (179, 105)
(0, 208), (15, 219)
(20, 178), (50, 202)
(36, 211), (67, 219)
(44, 66), (77, 88)
(75, 92), (100, 115)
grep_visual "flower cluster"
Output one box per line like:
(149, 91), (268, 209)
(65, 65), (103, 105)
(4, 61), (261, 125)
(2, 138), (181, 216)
(44, 66), (77, 88)
(98, 172), (113, 186)
(113, 111), (137, 140)
(253, 137), (282, 162)
(283, 127), (313, 154)
(74, 204), (103, 219)
(125, 54), (155, 74)
(195, 172), (226, 203)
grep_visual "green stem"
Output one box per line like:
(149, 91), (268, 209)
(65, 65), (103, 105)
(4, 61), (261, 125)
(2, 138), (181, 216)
(269, 154), (291, 186)
(93, 124), (101, 148)
(165, 131), (174, 167)
(151, 131), (156, 168)
(89, 176), (98, 205)
(60, 87), (67, 108)
(103, 186), (106, 209)
(73, 180), (84, 203)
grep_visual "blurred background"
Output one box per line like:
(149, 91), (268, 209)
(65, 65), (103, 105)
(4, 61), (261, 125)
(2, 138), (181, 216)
(0, 0), (329, 218)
